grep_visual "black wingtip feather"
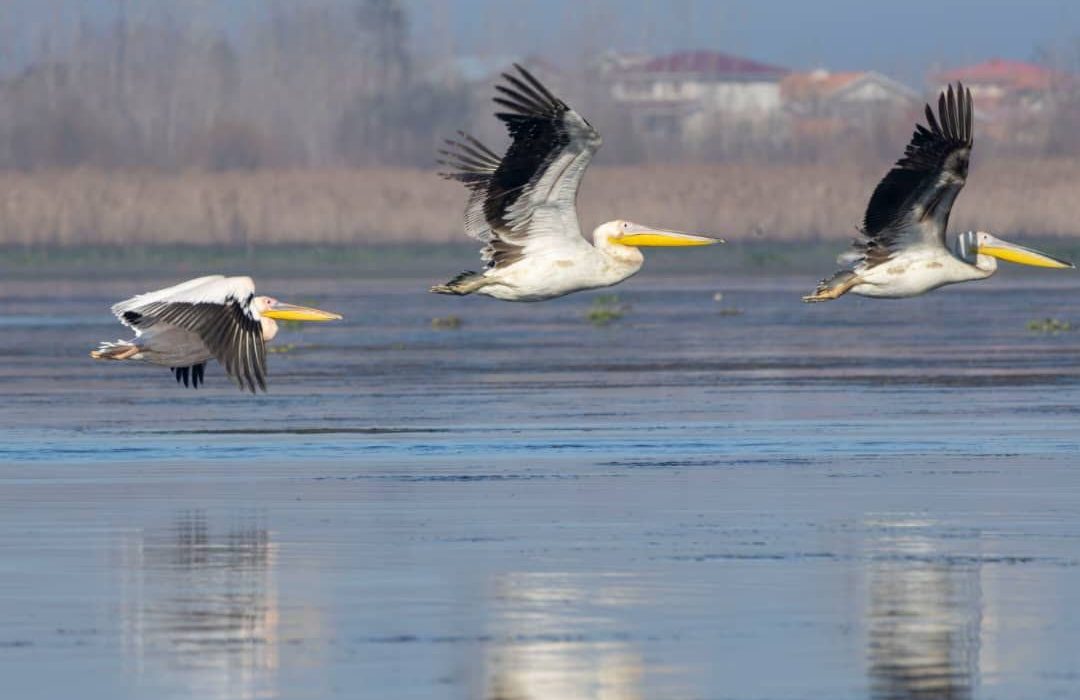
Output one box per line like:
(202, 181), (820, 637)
(512, 63), (560, 105)
(948, 85), (960, 141)
(436, 126), (502, 188)
(491, 65), (564, 121)
(491, 95), (535, 116)
(496, 78), (544, 108)
(924, 103), (939, 134)
(173, 366), (191, 387)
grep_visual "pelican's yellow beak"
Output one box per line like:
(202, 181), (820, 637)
(262, 301), (343, 321)
(979, 235), (1074, 269)
(615, 224), (722, 247)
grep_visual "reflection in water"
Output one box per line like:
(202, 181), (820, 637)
(484, 573), (645, 700)
(118, 510), (280, 700)
(866, 519), (981, 700)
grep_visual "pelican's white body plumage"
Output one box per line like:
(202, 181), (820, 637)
(468, 224), (649, 301)
(843, 245), (989, 298)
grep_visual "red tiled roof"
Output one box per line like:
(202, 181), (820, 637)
(937, 59), (1057, 91)
(632, 50), (787, 78)
(781, 71), (865, 100)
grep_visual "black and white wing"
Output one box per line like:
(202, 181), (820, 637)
(854, 83), (974, 267)
(113, 275), (268, 393)
(438, 64), (602, 269)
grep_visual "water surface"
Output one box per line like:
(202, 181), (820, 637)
(1, 273), (1079, 699)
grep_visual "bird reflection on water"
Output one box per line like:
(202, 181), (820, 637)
(118, 510), (280, 700)
(482, 572), (647, 700)
(866, 519), (981, 700)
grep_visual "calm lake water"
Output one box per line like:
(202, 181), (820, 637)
(1, 272), (1079, 699)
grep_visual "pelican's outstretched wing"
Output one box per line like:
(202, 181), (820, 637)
(439, 64), (602, 269)
(854, 83), (973, 267)
(113, 276), (268, 392)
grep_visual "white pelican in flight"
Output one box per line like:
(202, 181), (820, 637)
(433, 64), (720, 302)
(804, 83), (1072, 302)
(90, 275), (341, 392)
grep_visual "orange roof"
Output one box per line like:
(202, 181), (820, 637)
(937, 59), (1057, 91)
(781, 71), (865, 100)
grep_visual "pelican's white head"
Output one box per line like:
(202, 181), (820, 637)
(958, 231), (1074, 273)
(594, 220), (721, 261)
(253, 296), (343, 341)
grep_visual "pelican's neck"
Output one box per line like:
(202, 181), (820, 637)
(260, 316), (279, 341)
(593, 227), (645, 271)
(972, 254), (998, 277)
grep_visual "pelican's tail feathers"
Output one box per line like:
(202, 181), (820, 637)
(430, 270), (487, 296)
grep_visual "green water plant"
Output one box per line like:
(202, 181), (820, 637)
(267, 343), (297, 354)
(431, 315), (463, 330)
(1027, 318), (1073, 334)
(586, 294), (628, 327)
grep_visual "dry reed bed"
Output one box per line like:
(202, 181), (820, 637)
(1, 159), (1078, 246)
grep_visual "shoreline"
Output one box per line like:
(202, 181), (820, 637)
(3, 238), (1079, 279)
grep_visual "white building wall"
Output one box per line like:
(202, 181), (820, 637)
(704, 82), (783, 114)
(613, 78), (783, 115)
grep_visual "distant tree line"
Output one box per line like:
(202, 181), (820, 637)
(0, 1), (1078, 172)
(0, 0), (471, 170)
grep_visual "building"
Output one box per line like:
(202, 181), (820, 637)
(782, 70), (920, 119)
(936, 58), (1059, 103)
(608, 50), (789, 154)
(612, 49), (789, 113)
(935, 59), (1066, 145)
(780, 70), (922, 149)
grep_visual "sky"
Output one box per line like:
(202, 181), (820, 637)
(6, 0), (1079, 84)
(407, 0), (1080, 82)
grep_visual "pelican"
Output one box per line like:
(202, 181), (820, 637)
(432, 64), (720, 302)
(90, 275), (341, 392)
(804, 83), (1072, 302)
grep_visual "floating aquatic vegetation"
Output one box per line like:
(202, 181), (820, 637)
(267, 343), (297, 354)
(1027, 318), (1072, 334)
(431, 315), (463, 330)
(586, 294), (628, 327)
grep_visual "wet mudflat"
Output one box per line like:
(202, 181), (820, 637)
(1, 272), (1079, 699)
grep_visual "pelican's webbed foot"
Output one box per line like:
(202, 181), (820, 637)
(90, 342), (140, 360)
(802, 270), (861, 303)
(430, 271), (490, 296)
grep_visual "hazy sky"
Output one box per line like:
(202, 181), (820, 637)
(408, 0), (1080, 81)
(7, 0), (1079, 84)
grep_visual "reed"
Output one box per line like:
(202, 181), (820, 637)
(1, 159), (1078, 246)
